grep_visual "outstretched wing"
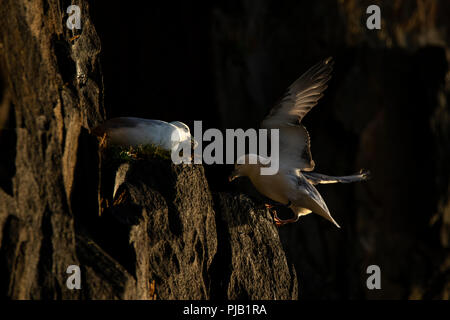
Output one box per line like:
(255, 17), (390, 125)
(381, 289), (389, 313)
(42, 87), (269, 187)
(277, 125), (315, 172)
(261, 57), (334, 171)
(302, 170), (371, 185)
(261, 57), (334, 128)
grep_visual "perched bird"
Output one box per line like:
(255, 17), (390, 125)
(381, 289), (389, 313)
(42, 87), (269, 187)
(92, 117), (197, 151)
(229, 57), (369, 228)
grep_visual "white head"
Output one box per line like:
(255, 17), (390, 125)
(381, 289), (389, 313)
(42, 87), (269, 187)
(170, 121), (198, 149)
(229, 154), (270, 182)
(170, 121), (190, 133)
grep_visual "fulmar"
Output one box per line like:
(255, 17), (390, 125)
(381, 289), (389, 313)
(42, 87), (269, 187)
(229, 57), (369, 228)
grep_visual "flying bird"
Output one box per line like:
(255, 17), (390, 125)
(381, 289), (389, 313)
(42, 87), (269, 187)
(229, 57), (369, 228)
(92, 117), (197, 152)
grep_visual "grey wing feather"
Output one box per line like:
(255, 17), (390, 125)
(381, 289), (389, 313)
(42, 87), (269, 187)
(261, 57), (334, 171)
(101, 117), (165, 129)
(92, 117), (166, 136)
(303, 170), (371, 185)
(261, 57), (334, 128)
(278, 125), (315, 171)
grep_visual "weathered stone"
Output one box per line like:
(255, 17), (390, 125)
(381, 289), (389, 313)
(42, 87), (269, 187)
(213, 193), (297, 299)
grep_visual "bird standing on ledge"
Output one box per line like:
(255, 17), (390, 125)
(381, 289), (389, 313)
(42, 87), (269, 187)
(229, 57), (370, 228)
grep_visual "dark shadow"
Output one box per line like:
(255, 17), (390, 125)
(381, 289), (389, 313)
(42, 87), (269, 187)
(0, 68), (16, 195)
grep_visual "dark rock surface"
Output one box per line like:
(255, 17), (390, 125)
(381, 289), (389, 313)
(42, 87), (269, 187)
(103, 159), (219, 300)
(0, 0), (296, 299)
(98, 159), (297, 300)
(213, 193), (297, 299)
(0, 0), (104, 299)
(1, 0), (449, 300)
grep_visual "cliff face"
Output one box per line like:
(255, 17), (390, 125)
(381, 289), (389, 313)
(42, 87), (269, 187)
(94, 159), (296, 299)
(68, 155), (296, 300)
(1, 0), (449, 300)
(0, 0), (104, 299)
(0, 1), (297, 299)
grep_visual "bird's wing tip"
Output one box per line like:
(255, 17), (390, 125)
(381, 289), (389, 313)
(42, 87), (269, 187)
(330, 218), (341, 229)
(324, 212), (341, 228)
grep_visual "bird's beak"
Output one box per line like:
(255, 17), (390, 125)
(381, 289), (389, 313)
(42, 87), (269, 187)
(304, 181), (341, 228)
(228, 170), (240, 182)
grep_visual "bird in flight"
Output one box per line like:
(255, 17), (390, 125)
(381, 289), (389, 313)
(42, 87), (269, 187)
(229, 57), (369, 228)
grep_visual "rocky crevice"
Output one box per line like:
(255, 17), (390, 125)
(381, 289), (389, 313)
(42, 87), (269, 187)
(94, 158), (297, 300)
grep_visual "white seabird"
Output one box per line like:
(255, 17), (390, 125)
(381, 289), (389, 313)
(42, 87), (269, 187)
(229, 57), (369, 228)
(92, 117), (197, 152)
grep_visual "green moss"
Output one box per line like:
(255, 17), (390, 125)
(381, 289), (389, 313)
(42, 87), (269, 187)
(104, 144), (171, 167)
